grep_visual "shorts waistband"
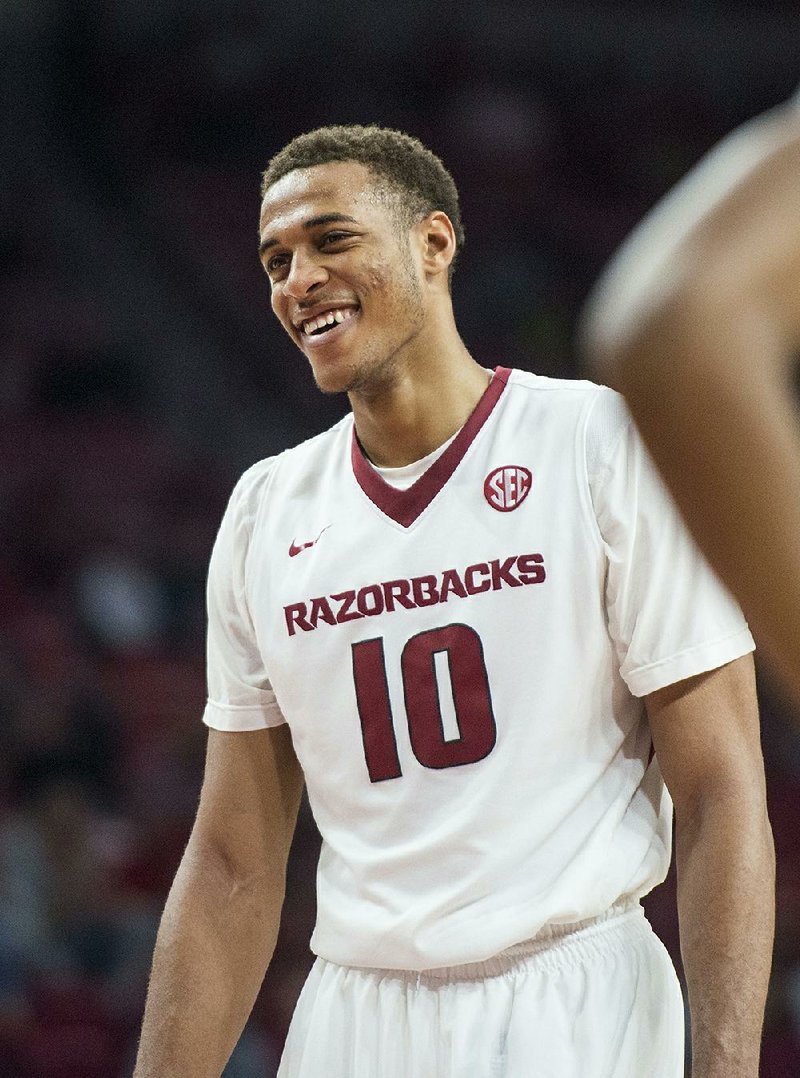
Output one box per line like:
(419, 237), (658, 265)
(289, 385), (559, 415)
(417, 898), (645, 982)
(506, 897), (641, 954)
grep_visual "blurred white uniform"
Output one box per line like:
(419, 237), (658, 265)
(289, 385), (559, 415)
(203, 367), (752, 1077)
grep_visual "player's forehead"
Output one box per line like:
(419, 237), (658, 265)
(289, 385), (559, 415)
(258, 160), (387, 241)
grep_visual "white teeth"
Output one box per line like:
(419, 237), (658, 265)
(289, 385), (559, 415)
(301, 307), (356, 335)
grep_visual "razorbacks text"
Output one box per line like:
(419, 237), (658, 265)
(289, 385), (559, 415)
(284, 553), (546, 636)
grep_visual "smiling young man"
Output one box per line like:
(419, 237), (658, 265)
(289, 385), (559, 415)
(134, 126), (774, 1078)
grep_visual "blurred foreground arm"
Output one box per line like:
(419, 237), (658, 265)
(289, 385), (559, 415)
(134, 726), (304, 1078)
(582, 99), (800, 699)
(646, 655), (774, 1078)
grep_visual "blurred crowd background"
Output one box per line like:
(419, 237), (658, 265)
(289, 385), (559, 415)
(2, 1), (800, 1074)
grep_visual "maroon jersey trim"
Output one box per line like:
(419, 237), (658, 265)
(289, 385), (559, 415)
(351, 367), (511, 528)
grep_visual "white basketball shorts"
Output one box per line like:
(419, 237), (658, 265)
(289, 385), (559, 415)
(277, 900), (685, 1078)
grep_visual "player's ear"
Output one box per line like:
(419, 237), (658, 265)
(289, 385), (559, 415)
(418, 211), (456, 281)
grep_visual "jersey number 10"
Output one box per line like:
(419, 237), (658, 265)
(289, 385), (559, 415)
(351, 623), (497, 782)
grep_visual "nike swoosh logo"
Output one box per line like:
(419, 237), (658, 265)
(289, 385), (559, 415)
(289, 525), (331, 558)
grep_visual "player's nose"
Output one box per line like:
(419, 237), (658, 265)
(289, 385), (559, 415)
(283, 250), (329, 300)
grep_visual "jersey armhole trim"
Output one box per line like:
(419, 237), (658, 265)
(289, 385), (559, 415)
(577, 387), (610, 554)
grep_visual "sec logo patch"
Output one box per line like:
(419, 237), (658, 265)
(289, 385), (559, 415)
(483, 466), (532, 512)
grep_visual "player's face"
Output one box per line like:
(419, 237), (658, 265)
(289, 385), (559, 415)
(259, 161), (426, 395)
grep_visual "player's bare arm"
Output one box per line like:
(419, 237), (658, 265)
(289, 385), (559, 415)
(645, 654), (774, 1078)
(134, 725), (304, 1078)
(582, 100), (800, 700)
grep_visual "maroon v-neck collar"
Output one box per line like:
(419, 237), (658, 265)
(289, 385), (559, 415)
(351, 366), (511, 527)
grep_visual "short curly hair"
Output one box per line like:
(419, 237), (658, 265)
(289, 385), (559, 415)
(261, 124), (464, 281)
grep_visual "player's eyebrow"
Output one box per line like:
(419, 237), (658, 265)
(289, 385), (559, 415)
(259, 213), (360, 257)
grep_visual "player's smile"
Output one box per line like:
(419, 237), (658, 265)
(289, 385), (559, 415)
(294, 303), (361, 351)
(301, 310), (357, 350)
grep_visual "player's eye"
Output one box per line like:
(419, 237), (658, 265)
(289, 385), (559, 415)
(266, 252), (289, 275)
(319, 231), (351, 247)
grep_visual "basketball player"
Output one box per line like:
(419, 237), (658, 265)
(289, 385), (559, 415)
(134, 127), (774, 1078)
(582, 96), (800, 703)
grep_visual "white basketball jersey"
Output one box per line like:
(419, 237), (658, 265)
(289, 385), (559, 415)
(203, 367), (753, 970)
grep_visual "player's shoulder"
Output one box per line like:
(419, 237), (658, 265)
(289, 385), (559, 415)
(272, 412), (352, 481)
(505, 367), (608, 410)
(505, 369), (631, 455)
(505, 367), (599, 398)
(225, 415), (351, 518)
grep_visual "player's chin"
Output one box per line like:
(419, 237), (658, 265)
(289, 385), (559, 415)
(306, 356), (359, 396)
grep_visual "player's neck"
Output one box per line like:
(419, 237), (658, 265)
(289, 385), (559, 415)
(349, 339), (490, 468)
